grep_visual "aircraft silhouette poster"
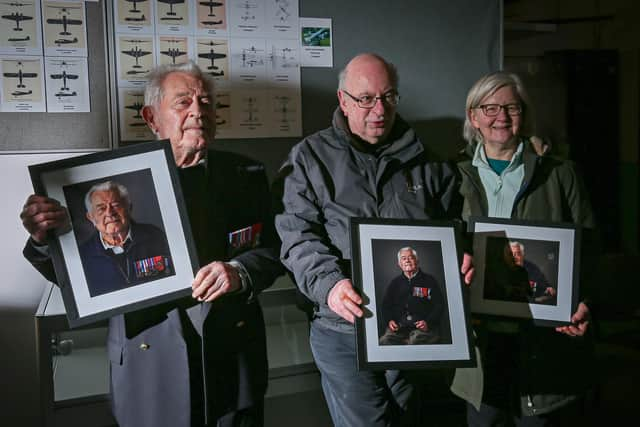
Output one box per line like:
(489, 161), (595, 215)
(157, 35), (191, 66)
(195, 36), (229, 81)
(155, 0), (190, 35)
(0, 56), (45, 111)
(214, 91), (230, 132)
(114, 0), (154, 34)
(0, 0), (43, 55)
(116, 34), (155, 86)
(196, 0), (227, 36)
(112, 0), (303, 139)
(119, 88), (155, 140)
(42, 0), (87, 57)
(44, 56), (89, 112)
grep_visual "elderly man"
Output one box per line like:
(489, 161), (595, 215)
(275, 53), (472, 426)
(509, 241), (556, 304)
(20, 61), (283, 427)
(79, 180), (173, 297)
(379, 247), (444, 346)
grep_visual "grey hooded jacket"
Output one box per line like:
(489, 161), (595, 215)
(275, 108), (460, 333)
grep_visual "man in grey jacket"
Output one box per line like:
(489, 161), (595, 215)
(275, 53), (473, 426)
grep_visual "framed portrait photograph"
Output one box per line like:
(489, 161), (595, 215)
(29, 141), (199, 328)
(468, 217), (580, 326)
(350, 218), (475, 370)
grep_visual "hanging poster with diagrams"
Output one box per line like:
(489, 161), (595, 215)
(229, 89), (267, 137)
(266, 0), (298, 38)
(154, 0), (191, 35)
(228, 0), (264, 36)
(195, 36), (229, 83)
(45, 56), (90, 112)
(112, 0), (302, 140)
(116, 34), (156, 87)
(214, 90), (231, 131)
(156, 35), (192, 66)
(42, 0), (87, 57)
(267, 88), (301, 136)
(114, 0), (154, 34)
(0, 56), (45, 111)
(0, 0), (43, 55)
(267, 38), (299, 86)
(119, 87), (154, 141)
(229, 37), (266, 86)
(195, 0), (227, 37)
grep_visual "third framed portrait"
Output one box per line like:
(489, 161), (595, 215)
(350, 218), (474, 370)
(468, 217), (581, 326)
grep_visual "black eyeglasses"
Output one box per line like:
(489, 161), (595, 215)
(342, 90), (400, 109)
(475, 103), (522, 116)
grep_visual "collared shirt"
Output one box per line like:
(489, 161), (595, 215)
(179, 156), (208, 170)
(99, 229), (132, 254)
(472, 141), (525, 218)
(472, 141), (525, 334)
(403, 270), (418, 280)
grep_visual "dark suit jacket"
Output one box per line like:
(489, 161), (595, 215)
(24, 149), (284, 427)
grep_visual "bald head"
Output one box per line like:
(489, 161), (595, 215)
(338, 54), (398, 91)
(337, 53), (399, 144)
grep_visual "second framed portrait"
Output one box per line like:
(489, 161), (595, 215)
(350, 218), (475, 370)
(468, 217), (581, 326)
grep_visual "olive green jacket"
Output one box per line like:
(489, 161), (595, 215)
(451, 140), (598, 416)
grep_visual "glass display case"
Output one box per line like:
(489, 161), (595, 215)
(35, 276), (318, 427)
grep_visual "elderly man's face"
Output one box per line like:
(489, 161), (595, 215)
(86, 190), (130, 237)
(398, 250), (418, 275)
(510, 244), (524, 267)
(338, 56), (397, 144)
(143, 72), (215, 167)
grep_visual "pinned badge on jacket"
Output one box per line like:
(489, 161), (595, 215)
(412, 286), (432, 299)
(134, 255), (172, 279)
(228, 223), (262, 253)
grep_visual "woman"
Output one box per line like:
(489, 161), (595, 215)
(451, 72), (598, 426)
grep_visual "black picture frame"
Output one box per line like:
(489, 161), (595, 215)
(350, 218), (475, 370)
(468, 216), (581, 326)
(29, 140), (199, 328)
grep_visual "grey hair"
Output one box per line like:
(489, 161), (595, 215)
(509, 241), (525, 253)
(337, 53), (399, 91)
(397, 247), (418, 262)
(462, 71), (535, 145)
(84, 181), (131, 213)
(144, 60), (215, 108)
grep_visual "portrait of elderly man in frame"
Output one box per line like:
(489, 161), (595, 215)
(483, 236), (559, 306)
(371, 239), (453, 346)
(63, 168), (174, 297)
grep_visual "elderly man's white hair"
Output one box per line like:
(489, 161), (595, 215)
(84, 181), (131, 213)
(144, 61), (215, 108)
(397, 246), (418, 262)
(509, 241), (525, 253)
